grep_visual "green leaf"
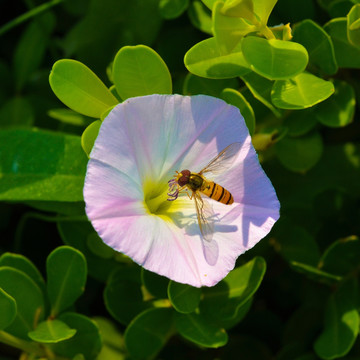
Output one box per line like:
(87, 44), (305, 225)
(86, 232), (116, 259)
(183, 73), (239, 97)
(0, 253), (45, 293)
(47, 246), (87, 317)
(93, 317), (126, 360)
(274, 221), (320, 266)
(47, 109), (92, 127)
(104, 267), (149, 325)
(124, 308), (173, 359)
(50, 312), (101, 360)
(271, 72), (335, 110)
(241, 72), (281, 117)
(49, 59), (118, 118)
(14, 14), (54, 91)
(241, 37), (308, 80)
(314, 279), (359, 359)
(141, 269), (169, 299)
(347, 4), (360, 46)
(290, 262), (342, 284)
(28, 319), (77, 343)
(0, 288), (17, 330)
(81, 120), (101, 157)
(221, 88), (255, 135)
(275, 132), (323, 173)
(175, 312), (228, 348)
(213, 1), (257, 53)
(292, 19), (338, 75)
(168, 281), (201, 313)
(324, 17), (360, 68)
(0, 97), (34, 128)
(283, 108), (318, 137)
(319, 236), (360, 276)
(201, 0), (216, 10)
(0, 267), (44, 339)
(112, 45), (172, 100)
(188, 0), (213, 35)
(314, 80), (355, 127)
(57, 221), (120, 282)
(0, 128), (87, 201)
(159, 0), (189, 19)
(184, 37), (250, 79)
(202, 257), (266, 320)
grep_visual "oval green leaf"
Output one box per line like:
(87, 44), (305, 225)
(221, 88), (255, 135)
(324, 18), (360, 68)
(183, 73), (239, 96)
(275, 132), (323, 173)
(112, 45), (172, 100)
(141, 268), (169, 299)
(347, 4), (360, 46)
(188, 0), (213, 35)
(104, 268), (148, 325)
(185, 37), (250, 79)
(319, 236), (360, 276)
(49, 59), (118, 118)
(168, 281), (201, 313)
(0, 253), (45, 293)
(0, 288), (17, 330)
(271, 72), (335, 109)
(314, 80), (355, 127)
(28, 319), (77, 343)
(202, 257), (266, 320)
(50, 312), (101, 360)
(241, 37), (309, 80)
(47, 246), (87, 317)
(283, 108), (318, 137)
(241, 71), (281, 117)
(314, 279), (359, 359)
(81, 120), (101, 157)
(159, 0), (189, 19)
(175, 312), (228, 348)
(292, 19), (338, 75)
(0, 267), (44, 339)
(47, 109), (92, 127)
(124, 308), (174, 359)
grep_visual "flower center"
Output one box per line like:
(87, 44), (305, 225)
(143, 180), (173, 216)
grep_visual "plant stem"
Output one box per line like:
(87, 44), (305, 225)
(0, 0), (64, 36)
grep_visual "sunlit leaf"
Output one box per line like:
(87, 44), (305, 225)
(112, 45), (172, 100)
(241, 37), (308, 80)
(185, 37), (250, 79)
(81, 120), (101, 157)
(28, 319), (77, 343)
(49, 59), (118, 118)
(271, 72), (334, 109)
(347, 4), (360, 47)
(188, 0), (213, 35)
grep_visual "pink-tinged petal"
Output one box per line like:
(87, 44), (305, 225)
(84, 94), (280, 287)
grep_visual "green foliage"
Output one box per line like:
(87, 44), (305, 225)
(2, 0), (360, 358)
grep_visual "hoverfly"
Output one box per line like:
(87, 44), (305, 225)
(167, 143), (240, 242)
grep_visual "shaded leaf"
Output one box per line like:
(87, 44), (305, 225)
(124, 308), (173, 359)
(0, 288), (17, 330)
(0, 129), (87, 201)
(168, 281), (201, 314)
(47, 246), (87, 317)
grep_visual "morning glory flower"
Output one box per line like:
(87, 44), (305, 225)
(84, 94), (280, 287)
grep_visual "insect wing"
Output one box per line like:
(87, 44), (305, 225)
(199, 142), (241, 176)
(193, 191), (215, 242)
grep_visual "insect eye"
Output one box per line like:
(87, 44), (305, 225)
(178, 176), (189, 187)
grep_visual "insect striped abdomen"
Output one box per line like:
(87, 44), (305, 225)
(201, 181), (234, 205)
